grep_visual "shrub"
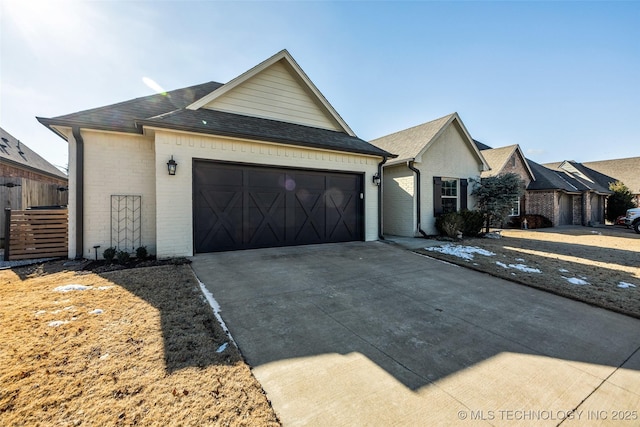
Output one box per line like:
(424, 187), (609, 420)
(435, 212), (464, 238)
(459, 210), (484, 237)
(135, 246), (148, 260)
(116, 250), (130, 264)
(510, 214), (553, 229)
(103, 247), (116, 263)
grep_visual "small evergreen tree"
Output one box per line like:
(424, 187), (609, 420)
(471, 173), (525, 233)
(607, 181), (636, 222)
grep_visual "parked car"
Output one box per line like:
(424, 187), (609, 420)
(624, 208), (640, 233)
(615, 215), (627, 226)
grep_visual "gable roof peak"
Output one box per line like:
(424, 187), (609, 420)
(186, 49), (356, 136)
(370, 112), (488, 170)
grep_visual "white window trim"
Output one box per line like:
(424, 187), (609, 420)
(509, 196), (521, 217)
(441, 178), (459, 212)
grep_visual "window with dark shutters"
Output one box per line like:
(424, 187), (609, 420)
(460, 179), (468, 211)
(433, 177), (443, 216)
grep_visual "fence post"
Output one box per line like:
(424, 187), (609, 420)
(3, 208), (10, 261)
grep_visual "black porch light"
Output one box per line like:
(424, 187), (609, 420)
(167, 155), (178, 175)
(372, 173), (381, 186)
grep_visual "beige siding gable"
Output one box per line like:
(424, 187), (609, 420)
(202, 61), (342, 132)
(417, 122), (483, 172)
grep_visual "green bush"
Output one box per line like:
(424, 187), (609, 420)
(135, 245), (148, 260)
(103, 247), (116, 263)
(459, 209), (484, 237)
(116, 250), (130, 264)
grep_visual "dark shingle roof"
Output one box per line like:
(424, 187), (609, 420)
(527, 160), (612, 194)
(38, 82), (223, 134)
(567, 162), (616, 194)
(0, 127), (67, 180)
(38, 80), (390, 158)
(138, 109), (390, 157)
(473, 139), (492, 151)
(541, 161), (613, 194)
(583, 157), (640, 195)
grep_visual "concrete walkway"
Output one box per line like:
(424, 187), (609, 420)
(191, 242), (640, 426)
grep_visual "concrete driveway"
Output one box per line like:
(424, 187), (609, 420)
(191, 241), (640, 426)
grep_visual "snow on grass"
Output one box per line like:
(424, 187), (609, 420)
(53, 284), (92, 292)
(559, 268), (569, 273)
(424, 244), (496, 260)
(216, 342), (229, 353)
(563, 277), (589, 285)
(618, 282), (637, 289)
(89, 309), (104, 314)
(48, 320), (69, 327)
(496, 261), (542, 273)
(197, 278), (235, 344)
(53, 284), (113, 292)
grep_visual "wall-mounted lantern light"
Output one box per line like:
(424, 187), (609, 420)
(372, 173), (381, 186)
(167, 156), (177, 175)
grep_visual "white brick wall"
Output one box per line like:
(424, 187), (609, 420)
(153, 129), (381, 258)
(382, 164), (416, 237)
(81, 130), (156, 258)
(382, 123), (483, 236)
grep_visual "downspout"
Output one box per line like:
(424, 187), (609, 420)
(72, 127), (84, 259)
(377, 156), (387, 240)
(407, 160), (428, 238)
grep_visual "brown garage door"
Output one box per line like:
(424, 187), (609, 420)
(193, 161), (364, 253)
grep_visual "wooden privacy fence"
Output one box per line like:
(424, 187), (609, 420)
(4, 209), (68, 261)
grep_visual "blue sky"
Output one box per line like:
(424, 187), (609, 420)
(1, 0), (639, 171)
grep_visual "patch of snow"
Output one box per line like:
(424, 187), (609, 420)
(89, 309), (104, 314)
(484, 232), (502, 239)
(64, 306), (75, 311)
(54, 284), (92, 292)
(559, 268), (569, 273)
(96, 286), (113, 290)
(510, 264), (542, 273)
(216, 342), (229, 353)
(197, 279), (236, 344)
(496, 262), (542, 273)
(51, 309), (61, 314)
(48, 320), (69, 327)
(35, 310), (47, 316)
(424, 244), (496, 261)
(618, 282), (637, 289)
(515, 258), (525, 262)
(591, 231), (602, 235)
(563, 277), (589, 285)
(99, 353), (109, 360)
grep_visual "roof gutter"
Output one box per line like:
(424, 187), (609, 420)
(407, 160), (428, 238)
(72, 127), (84, 259)
(377, 156), (388, 240)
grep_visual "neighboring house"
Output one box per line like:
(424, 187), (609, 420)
(474, 140), (612, 226)
(478, 144), (535, 218)
(38, 50), (391, 259)
(0, 127), (68, 246)
(370, 113), (489, 236)
(582, 157), (640, 206)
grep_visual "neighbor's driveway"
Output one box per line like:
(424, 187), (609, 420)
(191, 241), (640, 426)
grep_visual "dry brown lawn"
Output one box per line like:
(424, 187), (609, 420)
(418, 226), (640, 319)
(0, 262), (279, 426)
